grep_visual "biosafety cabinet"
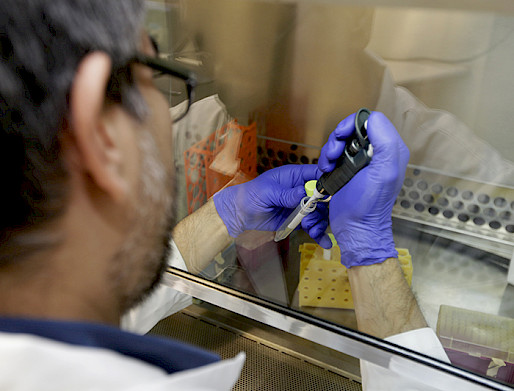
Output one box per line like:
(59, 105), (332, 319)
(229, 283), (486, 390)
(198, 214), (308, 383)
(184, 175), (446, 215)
(145, 0), (514, 389)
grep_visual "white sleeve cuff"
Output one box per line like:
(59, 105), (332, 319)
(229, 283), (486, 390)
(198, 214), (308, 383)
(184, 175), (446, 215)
(361, 328), (450, 391)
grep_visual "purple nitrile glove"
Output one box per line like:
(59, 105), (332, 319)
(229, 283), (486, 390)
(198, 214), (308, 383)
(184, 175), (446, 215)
(213, 164), (332, 249)
(318, 111), (410, 268)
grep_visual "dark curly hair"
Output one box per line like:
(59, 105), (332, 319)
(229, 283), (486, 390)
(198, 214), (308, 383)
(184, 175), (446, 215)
(0, 0), (146, 263)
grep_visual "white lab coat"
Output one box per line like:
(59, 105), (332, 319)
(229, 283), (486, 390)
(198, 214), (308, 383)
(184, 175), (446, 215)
(0, 332), (245, 391)
(361, 328), (452, 391)
(375, 55), (514, 187)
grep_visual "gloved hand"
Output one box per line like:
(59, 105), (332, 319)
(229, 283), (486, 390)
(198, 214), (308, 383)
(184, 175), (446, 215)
(318, 111), (409, 267)
(213, 164), (332, 248)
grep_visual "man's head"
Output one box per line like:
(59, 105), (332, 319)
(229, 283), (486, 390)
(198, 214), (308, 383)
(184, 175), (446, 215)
(0, 0), (177, 323)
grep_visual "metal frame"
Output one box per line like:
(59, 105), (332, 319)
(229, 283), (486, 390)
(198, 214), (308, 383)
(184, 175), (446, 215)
(164, 267), (512, 391)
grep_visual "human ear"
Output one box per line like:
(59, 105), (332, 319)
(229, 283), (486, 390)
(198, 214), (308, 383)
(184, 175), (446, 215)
(68, 52), (133, 203)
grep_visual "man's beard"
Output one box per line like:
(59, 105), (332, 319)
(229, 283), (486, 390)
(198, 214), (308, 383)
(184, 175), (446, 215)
(110, 128), (176, 315)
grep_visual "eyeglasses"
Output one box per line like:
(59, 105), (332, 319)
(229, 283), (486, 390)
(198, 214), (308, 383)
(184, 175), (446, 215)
(134, 54), (197, 122)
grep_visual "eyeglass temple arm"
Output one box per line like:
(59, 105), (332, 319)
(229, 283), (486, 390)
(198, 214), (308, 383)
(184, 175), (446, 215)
(136, 54), (198, 87)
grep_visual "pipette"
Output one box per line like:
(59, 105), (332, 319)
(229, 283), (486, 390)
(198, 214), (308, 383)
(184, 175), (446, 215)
(273, 181), (324, 242)
(274, 108), (373, 242)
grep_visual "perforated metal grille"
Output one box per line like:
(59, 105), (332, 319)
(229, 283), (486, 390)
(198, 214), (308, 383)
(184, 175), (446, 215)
(257, 138), (319, 174)
(150, 311), (361, 391)
(393, 166), (514, 245)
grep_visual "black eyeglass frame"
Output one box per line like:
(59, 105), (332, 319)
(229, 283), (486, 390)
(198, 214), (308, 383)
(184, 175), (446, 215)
(134, 54), (198, 122)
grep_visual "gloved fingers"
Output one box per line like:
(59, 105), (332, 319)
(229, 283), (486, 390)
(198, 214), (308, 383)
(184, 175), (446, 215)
(364, 112), (410, 187)
(305, 223), (331, 249)
(271, 164), (322, 187)
(318, 114), (357, 172)
(303, 223), (331, 249)
(301, 204), (331, 249)
(302, 217), (329, 240)
(272, 185), (306, 209)
(301, 202), (329, 228)
(333, 112), (358, 139)
(366, 112), (409, 164)
(320, 111), (405, 174)
(301, 203), (328, 225)
(317, 234), (333, 249)
(271, 208), (297, 231)
(318, 133), (345, 172)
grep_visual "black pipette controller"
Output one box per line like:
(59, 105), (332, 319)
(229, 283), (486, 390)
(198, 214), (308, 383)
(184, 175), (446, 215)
(316, 108), (373, 196)
(273, 108), (373, 242)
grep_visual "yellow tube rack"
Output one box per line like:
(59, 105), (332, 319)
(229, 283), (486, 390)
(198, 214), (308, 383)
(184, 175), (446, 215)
(298, 243), (412, 309)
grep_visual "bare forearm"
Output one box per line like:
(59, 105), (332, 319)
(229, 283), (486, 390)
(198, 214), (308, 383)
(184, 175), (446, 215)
(348, 258), (427, 339)
(172, 199), (233, 274)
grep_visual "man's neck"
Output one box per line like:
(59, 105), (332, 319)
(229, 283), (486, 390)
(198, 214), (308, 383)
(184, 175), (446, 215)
(0, 216), (123, 326)
(0, 260), (121, 325)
